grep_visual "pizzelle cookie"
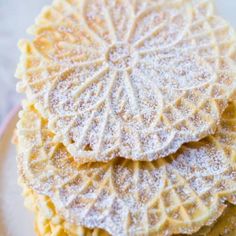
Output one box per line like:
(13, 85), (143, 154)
(20, 184), (236, 236)
(16, 101), (236, 236)
(21, 183), (107, 236)
(193, 205), (236, 236)
(15, 0), (236, 162)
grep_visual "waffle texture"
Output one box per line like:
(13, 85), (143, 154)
(21, 183), (236, 236)
(16, 0), (236, 162)
(21, 184), (107, 236)
(16, 101), (236, 236)
(15, 0), (236, 235)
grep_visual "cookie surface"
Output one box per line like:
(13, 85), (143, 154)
(21, 184), (236, 236)
(21, 184), (107, 236)
(16, 101), (236, 236)
(16, 0), (236, 162)
(192, 204), (236, 236)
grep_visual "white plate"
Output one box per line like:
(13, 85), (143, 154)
(0, 1), (236, 236)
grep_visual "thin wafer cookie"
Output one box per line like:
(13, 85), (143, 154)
(21, 183), (107, 236)
(21, 183), (236, 236)
(190, 205), (236, 236)
(16, 101), (236, 236)
(16, 0), (236, 162)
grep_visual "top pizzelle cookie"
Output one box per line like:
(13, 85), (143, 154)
(16, 0), (236, 162)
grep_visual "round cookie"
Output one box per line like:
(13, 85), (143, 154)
(21, 183), (236, 236)
(16, 101), (236, 236)
(16, 0), (236, 162)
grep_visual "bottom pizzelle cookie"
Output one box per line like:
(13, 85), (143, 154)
(191, 206), (236, 236)
(17, 102), (236, 236)
(22, 184), (236, 236)
(22, 183), (107, 236)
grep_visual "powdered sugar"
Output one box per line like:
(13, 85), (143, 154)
(17, 102), (236, 236)
(16, 0), (236, 162)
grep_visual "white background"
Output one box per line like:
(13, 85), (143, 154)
(0, 0), (235, 124)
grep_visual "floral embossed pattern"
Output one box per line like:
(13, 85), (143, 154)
(17, 101), (236, 236)
(21, 183), (236, 236)
(16, 0), (236, 163)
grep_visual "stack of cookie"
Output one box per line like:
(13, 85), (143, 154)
(15, 0), (236, 235)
